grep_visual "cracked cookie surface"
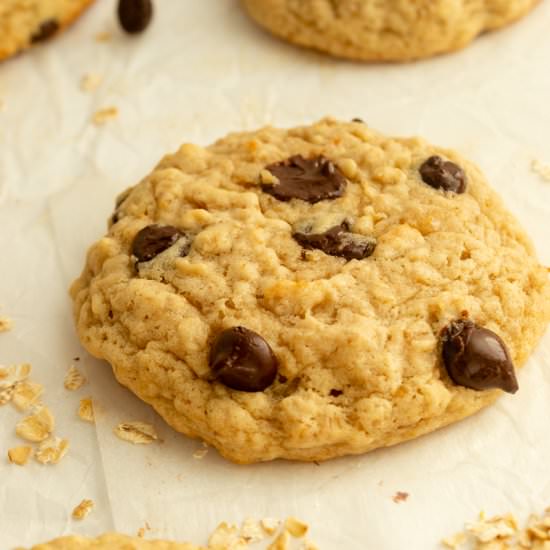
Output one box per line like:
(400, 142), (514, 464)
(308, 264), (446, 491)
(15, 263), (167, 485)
(70, 118), (550, 463)
(241, 0), (540, 61)
(0, 0), (95, 61)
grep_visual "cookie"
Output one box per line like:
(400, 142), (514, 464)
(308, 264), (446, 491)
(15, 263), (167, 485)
(70, 118), (550, 463)
(0, 0), (96, 62)
(241, 0), (540, 61)
(27, 534), (200, 550)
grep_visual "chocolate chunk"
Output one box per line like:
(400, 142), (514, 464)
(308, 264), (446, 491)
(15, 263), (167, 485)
(31, 19), (59, 43)
(118, 0), (153, 34)
(441, 319), (518, 393)
(329, 389), (343, 397)
(351, 118), (364, 123)
(420, 156), (467, 194)
(131, 225), (184, 263)
(262, 155), (346, 203)
(209, 327), (278, 392)
(293, 221), (376, 261)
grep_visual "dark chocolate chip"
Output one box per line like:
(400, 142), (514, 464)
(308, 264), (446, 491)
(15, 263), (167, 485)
(293, 221), (376, 261)
(209, 327), (278, 392)
(31, 19), (59, 43)
(419, 156), (467, 194)
(441, 319), (518, 393)
(351, 118), (364, 123)
(118, 0), (153, 34)
(262, 155), (347, 203)
(329, 389), (343, 397)
(131, 224), (184, 263)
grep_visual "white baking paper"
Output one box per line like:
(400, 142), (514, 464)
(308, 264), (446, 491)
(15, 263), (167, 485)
(1, 1), (550, 548)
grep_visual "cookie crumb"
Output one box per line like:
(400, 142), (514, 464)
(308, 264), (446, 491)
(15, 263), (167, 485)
(80, 73), (102, 92)
(16, 406), (55, 442)
(92, 107), (118, 126)
(114, 421), (158, 444)
(392, 491), (409, 503)
(72, 499), (94, 520)
(208, 522), (247, 550)
(12, 381), (44, 411)
(0, 316), (12, 332)
(8, 446), (33, 465)
(531, 159), (550, 182)
(285, 517), (308, 538)
(78, 397), (95, 423)
(35, 437), (69, 464)
(240, 518), (265, 543)
(267, 530), (290, 550)
(64, 365), (87, 391)
(261, 518), (281, 536)
(192, 447), (208, 459)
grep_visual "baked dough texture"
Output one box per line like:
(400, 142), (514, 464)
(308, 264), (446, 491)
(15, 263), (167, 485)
(241, 0), (540, 61)
(0, 0), (96, 61)
(27, 533), (200, 550)
(70, 118), (550, 463)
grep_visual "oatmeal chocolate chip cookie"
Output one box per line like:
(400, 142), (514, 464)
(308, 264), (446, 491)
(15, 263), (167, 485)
(70, 118), (550, 463)
(241, 0), (540, 61)
(27, 533), (200, 549)
(0, 0), (96, 61)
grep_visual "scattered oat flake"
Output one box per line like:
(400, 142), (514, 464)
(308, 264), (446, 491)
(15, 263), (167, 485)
(95, 31), (112, 42)
(531, 159), (550, 182)
(35, 437), (69, 464)
(80, 73), (102, 92)
(16, 406), (55, 442)
(208, 522), (247, 550)
(267, 530), (290, 550)
(467, 514), (517, 543)
(12, 380), (44, 411)
(441, 532), (467, 549)
(8, 446), (33, 466)
(193, 448), (208, 459)
(301, 541), (320, 550)
(0, 316), (12, 332)
(64, 365), (86, 391)
(114, 421), (158, 444)
(72, 499), (94, 520)
(392, 491), (409, 503)
(285, 517), (308, 538)
(92, 106), (118, 125)
(0, 383), (15, 405)
(78, 397), (95, 423)
(240, 518), (266, 543)
(261, 518), (281, 536)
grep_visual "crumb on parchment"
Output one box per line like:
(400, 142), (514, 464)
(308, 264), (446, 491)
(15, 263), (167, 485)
(72, 499), (94, 520)
(114, 421), (158, 444)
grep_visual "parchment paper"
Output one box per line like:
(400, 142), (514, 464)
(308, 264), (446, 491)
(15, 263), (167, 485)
(1, 1), (550, 548)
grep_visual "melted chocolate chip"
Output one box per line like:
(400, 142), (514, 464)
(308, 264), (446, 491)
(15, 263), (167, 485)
(31, 19), (59, 43)
(118, 0), (153, 34)
(420, 156), (467, 194)
(262, 155), (347, 203)
(209, 327), (278, 392)
(329, 389), (343, 397)
(132, 225), (184, 263)
(441, 319), (518, 393)
(293, 221), (376, 261)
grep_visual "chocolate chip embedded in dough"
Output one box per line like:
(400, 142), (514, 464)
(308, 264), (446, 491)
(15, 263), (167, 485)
(441, 319), (518, 393)
(131, 225), (184, 263)
(209, 327), (278, 392)
(293, 221), (376, 261)
(419, 156), (467, 194)
(262, 155), (347, 203)
(118, 0), (153, 34)
(31, 19), (59, 43)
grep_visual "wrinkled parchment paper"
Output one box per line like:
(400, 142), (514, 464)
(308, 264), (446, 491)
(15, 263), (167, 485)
(1, 1), (550, 548)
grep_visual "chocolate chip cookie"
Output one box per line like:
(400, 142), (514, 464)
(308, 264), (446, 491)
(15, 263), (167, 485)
(27, 534), (200, 550)
(70, 118), (550, 463)
(241, 0), (540, 61)
(0, 0), (96, 61)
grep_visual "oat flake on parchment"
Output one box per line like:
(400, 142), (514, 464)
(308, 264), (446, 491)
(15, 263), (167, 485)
(16, 406), (55, 442)
(72, 499), (94, 520)
(285, 517), (309, 538)
(7, 446), (33, 466)
(240, 518), (266, 543)
(80, 73), (102, 92)
(64, 365), (87, 391)
(92, 107), (118, 126)
(0, 316), (12, 332)
(35, 437), (69, 465)
(78, 397), (95, 423)
(208, 522), (248, 550)
(531, 159), (550, 182)
(267, 530), (290, 550)
(12, 381), (44, 411)
(114, 421), (158, 444)
(261, 518), (281, 536)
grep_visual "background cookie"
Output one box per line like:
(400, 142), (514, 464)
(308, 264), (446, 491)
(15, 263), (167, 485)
(0, 0), (96, 61)
(70, 118), (550, 464)
(28, 533), (199, 550)
(241, 0), (540, 61)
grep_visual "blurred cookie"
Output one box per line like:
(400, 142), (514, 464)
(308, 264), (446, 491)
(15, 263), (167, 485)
(70, 118), (550, 463)
(0, 0), (96, 61)
(241, 0), (540, 61)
